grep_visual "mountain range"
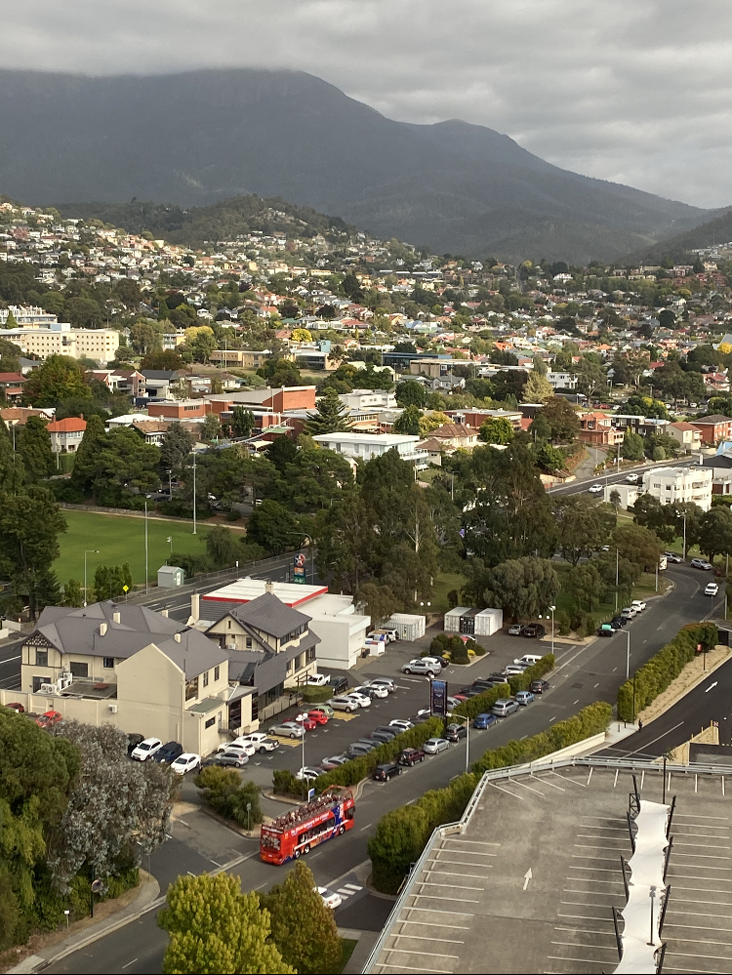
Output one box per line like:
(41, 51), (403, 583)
(0, 68), (719, 262)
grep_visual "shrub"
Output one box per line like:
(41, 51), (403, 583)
(299, 686), (332, 704)
(369, 699), (611, 892)
(556, 609), (572, 635)
(617, 621), (718, 720)
(272, 769), (308, 800)
(194, 766), (264, 826)
(451, 642), (470, 664)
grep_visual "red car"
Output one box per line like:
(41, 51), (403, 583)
(307, 710), (329, 726)
(4, 702), (25, 713)
(296, 716), (317, 732)
(35, 709), (62, 729)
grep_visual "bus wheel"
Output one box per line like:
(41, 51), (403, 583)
(303, 845), (310, 855)
(294, 850), (301, 859)
(338, 825), (345, 835)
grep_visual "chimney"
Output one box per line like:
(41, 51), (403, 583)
(265, 580), (274, 595)
(113, 611), (121, 624)
(161, 608), (169, 618)
(190, 593), (200, 623)
(174, 632), (182, 643)
(99, 622), (107, 636)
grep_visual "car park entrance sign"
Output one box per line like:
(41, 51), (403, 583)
(431, 679), (448, 716)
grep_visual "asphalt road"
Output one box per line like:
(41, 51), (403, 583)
(547, 453), (702, 497)
(43, 562), (720, 975)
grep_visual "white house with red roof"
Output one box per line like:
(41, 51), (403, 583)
(46, 416), (87, 453)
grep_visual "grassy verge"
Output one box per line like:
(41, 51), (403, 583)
(326, 939), (358, 974)
(55, 509), (214, 586)
(430, 571), (468, 614)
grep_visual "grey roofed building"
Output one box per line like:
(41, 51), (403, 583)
(33, 599), (228, 679)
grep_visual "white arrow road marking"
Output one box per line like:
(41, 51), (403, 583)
(523, 868), (533, 891)
(705, 682), (718, 693)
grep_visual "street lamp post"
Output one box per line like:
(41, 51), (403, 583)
(626, 629), (631, 680)
(84, 549), (99, 606)
(144, 501), (149, 595)
(192, 452), (197, 535)
(549, 605), (555, 657)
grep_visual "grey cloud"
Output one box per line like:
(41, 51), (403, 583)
(1, 0), (731, 207)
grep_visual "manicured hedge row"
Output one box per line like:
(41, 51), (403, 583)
(368, 700), (612, 893)
(450, 654), (555, 720)
(617, 622), (718, 721)
(272, 717), (444, 798)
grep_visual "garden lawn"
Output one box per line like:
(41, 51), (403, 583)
(431, 571), (468, 614)
(54, 510), (215, 589)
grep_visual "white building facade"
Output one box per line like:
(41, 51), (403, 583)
(641, 466), (713, 511)
(313, 432), (428, 468)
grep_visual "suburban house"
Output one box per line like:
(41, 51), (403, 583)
(446, 408), (523, 430)
(667, 421), (702, 452)
(0, 372), (25, 402)
(148, 399), (207, 420)
(691, 415), (732, 445)
(205, 591), (319, 715)
(46, 415), (87, 453)
(425, 422), (480, 451)
(199, 579), (370, 671)
(313, 431), (428, 468)
(641, 466), (713, 510)
(4, 601), (243, 756)
(578, 412), (622, 446)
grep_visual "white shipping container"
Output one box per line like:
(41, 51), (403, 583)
(383, 613), (426, 642)
(443, 607), (471, 633)
(474, 608), (503, 636)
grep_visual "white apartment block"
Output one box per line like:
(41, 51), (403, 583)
(338, 389), (398, 410)
(3, 324), (120, 365)
(313, 432), (428, 467)
(642, 466), (713, 511)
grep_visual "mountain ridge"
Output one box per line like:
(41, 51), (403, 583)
(0, 67), (714, 262)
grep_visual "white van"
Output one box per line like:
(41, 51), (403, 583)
(514, 654), (543, 667)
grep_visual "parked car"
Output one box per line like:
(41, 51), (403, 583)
(295, 715), (317, 731)
(607, 618), (623, 630)
(329, 695), (359, 712)
(491, 699), (519, 717)
(295, 766), (323, 782)
(126, 732), (145, 755)
(308, 704), (335, 720)
(268, 721), (306, 739)
(474, 713), (499, 730)
(306, 710), (329, 726)
(363, 677), (397, 694)
(598, 624), (614, 637)
(420, 656), (445, 670)
(36, 710), (63, 729)
(155, 741), (184, 764)
(319, 755), (349, 770)
(372, 725), (400, 740)
(705, 582), (719, 596)
(515, 654), (543, 667)
(631, 599), (647, 612)
(522, 623), (545, 639)
(369, 729), (398, 745)
(343, 691), (372, 708)
(529, 679), (550, 694)
(503, 664), (527, 676)
(399, 747), (426, 766)
(423, 737), (450, 754)
(305, 673), (330, 686)
(317, 886), (343, 910)
(4, 702), (25, 713)
(170, 753), (201, 775)
(515, 691), (535, 706)
(237, 732), (270, 748)
(664, 552), (683, 564)
(347, 741), (377, 757)
(326, 676), (350, 694)
(353, 683), (389, 700)
(130, 737), (163, 761)
(373, 762), (401, 781)
(507, 623), (523, 636)
(445, 723), (468, 742)
(203, 753), (249, 768)
(620, 606), (637, 619)
(402, 659), (441, 677)
(217, 739), (255, 756)
(389, 719), (415, 732)
(611, 615), (628, 627)
(691, 558), (713, 570)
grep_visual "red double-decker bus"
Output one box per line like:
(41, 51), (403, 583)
(260, 786), (355, 864)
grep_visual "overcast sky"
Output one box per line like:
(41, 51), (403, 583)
(3, 0), (732, 210)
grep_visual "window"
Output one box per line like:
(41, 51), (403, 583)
(205, 716), (216, 729)
(203, 670), (209, 688)
(32, 675), (50, 692)
(214, 665), (220, 681)
(306, 647), (316, 663)
(70, 661), (88, 678)
(246, 637), (253, 649)
(227, 620), (232, 630)
(35, 650), (48, 667)
(103, 657), (114, 669)
(185, 677), (199, 701)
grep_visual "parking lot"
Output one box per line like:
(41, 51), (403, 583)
(238, 628), (569, 778)
(367, 764), (732, 975)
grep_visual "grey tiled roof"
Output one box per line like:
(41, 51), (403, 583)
(217, 592), (313, 640)
(31, 600), (227, 678)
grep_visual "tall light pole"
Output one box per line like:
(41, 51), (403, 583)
(167, 468), (172, 498)
(549, 604), (556, 657)
(84, 549), (99, 607)
(682, 509), (687, 562)
(144, 501), (149, 595)
(625, 629), (631, 680)
(192, 451), (197, 535)
(615, 548), (619, 613)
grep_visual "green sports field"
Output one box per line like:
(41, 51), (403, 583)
(54, 510), (217, 588)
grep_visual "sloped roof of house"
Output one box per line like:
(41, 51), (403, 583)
(429, 422), (479, 440)
(220, 592), (313, 641)
(46, 416), (87, 433)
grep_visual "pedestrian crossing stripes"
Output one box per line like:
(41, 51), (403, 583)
(335, 882), (363, 898)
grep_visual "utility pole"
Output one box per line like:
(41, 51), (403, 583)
(626, 629), (631, 680)
(192, 451), (197, 535)
(615, 548), (619, 613)
(682, 509), (687, 562)
(144, 501), (149, 595)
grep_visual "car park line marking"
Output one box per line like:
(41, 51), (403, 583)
(532, 774), (565, 791)
(672, 851), (732, 860)
(430, 861), (492, 870)
(512, 779), (549, 797)
(383, 947), (460, 959)
(400, 920), (470, 930)
(488, 782), (525, 800)
(121, 960), (138, 970)
(360, 823), (372, 831)
(550, 941), (617, 951)
(391, 932), (465, 944)
(444, 838), (500, 846)
(429, 870), (486, 881)
(374, 964), (452, 974)
(573, 698), (580, 705)
(403, 907), (474, 916)
(408, 892), (479, 903)
(546, 955), (610, 967)
(665, 921), (732, 933)
(417, 881), (484, 890)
